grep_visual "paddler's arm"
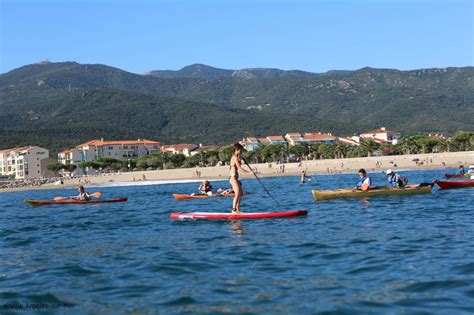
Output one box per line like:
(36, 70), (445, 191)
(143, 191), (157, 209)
(237, 159), (251, 174)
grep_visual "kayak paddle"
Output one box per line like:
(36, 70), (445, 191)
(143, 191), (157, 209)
(242, 157), (280, 206)
(53, 192), (102, 200)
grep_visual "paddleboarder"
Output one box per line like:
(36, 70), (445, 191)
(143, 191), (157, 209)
(229, 143), (250, 213)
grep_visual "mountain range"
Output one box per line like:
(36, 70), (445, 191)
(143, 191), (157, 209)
(1, 61), (473, 153)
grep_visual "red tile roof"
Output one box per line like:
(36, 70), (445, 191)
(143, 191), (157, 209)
(267, 136), (285, 141)
(303, 133), (336, 140)
(76, 139), (160, 148)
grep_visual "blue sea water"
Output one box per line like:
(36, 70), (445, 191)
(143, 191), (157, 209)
(1, 169), (473, 314)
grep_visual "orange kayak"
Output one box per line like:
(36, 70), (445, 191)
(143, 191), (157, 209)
(173, 193), (249, 201)
(25, 197), (128, 206)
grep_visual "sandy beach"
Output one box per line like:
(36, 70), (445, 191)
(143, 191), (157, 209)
(1, 151), (473, 193)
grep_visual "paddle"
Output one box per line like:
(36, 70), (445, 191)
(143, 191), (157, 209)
(242, 157), (280, 206)
(53, 192), (102, 201)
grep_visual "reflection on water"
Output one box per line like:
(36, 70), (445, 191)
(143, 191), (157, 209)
(230, 221), (244, 237)
(0, 169), (473, 314)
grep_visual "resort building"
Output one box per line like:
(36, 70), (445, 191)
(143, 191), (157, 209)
(360, 127), (400, 144)
(265, 135), (287, 145)
(240, 137), (261, 151)
(284, 133), (306, 146)
(302, 133), (336, 144)
(190, 145), (221, 156)
(58, 139), (161, 165)
(337, 137), (360, 146)
(161, 144), (199, 157)
(0, 146), (54, 179)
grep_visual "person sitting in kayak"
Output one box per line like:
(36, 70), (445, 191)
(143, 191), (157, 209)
(217, 188), (234, 195)
(459, 165), (466, 175)
(385, 169), (407, 187)
(76, 185), (90, 201)
(198, 180), (213, 195)
(355, 168), (372, 191)
(229, 143), (251, 213)
(469, 165), (474, 179)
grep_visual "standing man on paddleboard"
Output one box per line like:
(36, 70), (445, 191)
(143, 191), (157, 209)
(229, 143), (250, 213)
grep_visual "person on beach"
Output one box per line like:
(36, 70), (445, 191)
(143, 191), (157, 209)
(198, 180), (213, 195)
(76, 185), (90, 201)
(385, 169), (407, 187)
(458, 165), (466, 175)
(229, 143), (250, 213)
(355, 168), (372, 191)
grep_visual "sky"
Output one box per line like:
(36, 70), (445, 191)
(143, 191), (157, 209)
(0, 0), (472, 74)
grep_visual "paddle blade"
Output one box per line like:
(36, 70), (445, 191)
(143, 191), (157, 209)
(90, 192), (102, 198)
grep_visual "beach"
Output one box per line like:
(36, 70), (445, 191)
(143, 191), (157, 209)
(1, 151), (473, 193)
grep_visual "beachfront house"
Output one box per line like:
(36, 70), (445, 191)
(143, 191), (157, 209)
(161, 144), (199, 157)
(59, 139), (161, 166)
(265, 135), (287, 145)
(0, 146), (54, 179)
(190, 145), (221, 156)
(360, 127), (400, 144)
(302, 133), (337, 144)
(240, 137), (261, 151)
(284, 132), (306, 146)
(337, 137), (360, 146)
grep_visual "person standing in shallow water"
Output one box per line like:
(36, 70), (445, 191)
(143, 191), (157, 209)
(229, 143), (250, 213)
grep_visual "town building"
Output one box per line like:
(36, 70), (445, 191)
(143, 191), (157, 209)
(0, 146), (54, 179)
(360, 127), (400, 144)
(240, 137), (261, 151)
(302, 133), (336, 144)
(284, 132), (306, 146)
(58, 139), (161, 166)
(190, 145), (221, 156)
(161, 144), (199, 157)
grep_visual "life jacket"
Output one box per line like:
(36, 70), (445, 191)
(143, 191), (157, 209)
(357, 176), (371, 187)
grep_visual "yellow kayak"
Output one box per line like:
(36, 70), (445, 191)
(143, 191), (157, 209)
(311, 185), (433, 201)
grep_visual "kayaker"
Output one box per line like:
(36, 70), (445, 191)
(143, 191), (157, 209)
(76, 185), (90, 201)
(356, 168), (372, 191)
(469, 165), (474, 179)
(217, 188), (234, 195)
(459, 165), (466, 175)
(229, 143), (250, 213)
(198, 180), (213, 195)
(385, 169), (407, 187)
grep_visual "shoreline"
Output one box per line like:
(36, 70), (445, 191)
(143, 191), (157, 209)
(1, 151), (473, 193)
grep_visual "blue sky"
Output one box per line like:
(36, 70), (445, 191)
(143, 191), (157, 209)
(0, 0), (472, 74)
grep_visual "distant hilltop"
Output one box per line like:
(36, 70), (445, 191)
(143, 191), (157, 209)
(144, 63), (320, 79)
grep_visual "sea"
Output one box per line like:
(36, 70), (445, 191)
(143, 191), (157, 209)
(1, 169), (473, 314)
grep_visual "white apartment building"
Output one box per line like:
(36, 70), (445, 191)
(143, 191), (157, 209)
(360, 127), (401, 144)
(0, 146), (52, 179)
(58, 139), (161, 165)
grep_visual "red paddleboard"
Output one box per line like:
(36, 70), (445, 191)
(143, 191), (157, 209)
(170, 210), (308, 220)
